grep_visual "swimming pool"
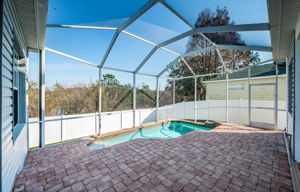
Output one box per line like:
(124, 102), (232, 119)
(89, 121), (212, 150)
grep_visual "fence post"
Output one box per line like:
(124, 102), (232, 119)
(60, 114), (63, 142)
(121, 110), (123, 129)
(98, 67), (102, 135)
(173, 79), (175, 119)
(133, 74), (136, 127)
(207, 100), (210, 122)
(95, 112), (97, 134)
(248, 66), (251, 125)
(275, 62), (278, 129)
(183, 101), (185, 119)
(39, 49), (45, 148)
(156, 77), (159, 122)
(226, 73), (229, 122)
(239, 99), (242, 124)
(139, 109), (142, 126)
(194, 76), (197, 122)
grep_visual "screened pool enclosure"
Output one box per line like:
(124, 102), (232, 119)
(30, 0), (284, 148)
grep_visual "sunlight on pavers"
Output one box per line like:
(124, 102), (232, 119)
(14, 123), (293, 192)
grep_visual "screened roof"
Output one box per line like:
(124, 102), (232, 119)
(45, 0), (273, 78)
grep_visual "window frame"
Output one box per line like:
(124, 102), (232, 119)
(12, 33), (26, 142)
(12, 50), (19, 127)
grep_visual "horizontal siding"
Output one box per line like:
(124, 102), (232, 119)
(2, 124), (12, 141)
(2, 87), (12, 97)
(2, 97), (12, 107)
(2, 126), (27, 191)
(2, 112), (12, 126)
(2, 132), (12, 153)
(2, 76), (12, 88)
(2, 43), (12, 57)
(3, 16), (12, 36)
(2, 55), (12, 71)
(2, 44), (12, 61)
(2, 66), (12, 80)
(1, 0), (28, 192)
(2, 105), (12, 118)
(3, 34), (13, 51)
(4, 0), (26, 52)
(206, 77), (287, 101)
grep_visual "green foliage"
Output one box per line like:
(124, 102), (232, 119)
(102, 85), (133, 112)
(28, 81), (39, 118)
(248, 52), (261, 65)
(28, 74), (161, 117)
(102, 74), (120, 86)
(136, 83), (156, 109)
(45, 82), (98, 116)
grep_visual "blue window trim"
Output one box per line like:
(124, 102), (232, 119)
(12, 57), (26, 142)
(12, 123), (26, 142)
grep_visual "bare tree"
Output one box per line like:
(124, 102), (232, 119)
(168, 7), (260, 101)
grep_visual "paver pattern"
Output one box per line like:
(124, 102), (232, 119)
(14, 122), (293, 192)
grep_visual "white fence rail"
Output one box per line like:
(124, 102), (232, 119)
(28, 108), (156, 148)
(158, 100), (286, 129)
(28, 100), (286, 148)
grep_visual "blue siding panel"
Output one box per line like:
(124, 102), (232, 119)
(1, 0), (28, 191)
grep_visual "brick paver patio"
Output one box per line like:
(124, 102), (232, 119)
(14, 122), (293, 192)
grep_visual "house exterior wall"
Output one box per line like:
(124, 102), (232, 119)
(205, 76), (287, 101)
(1, 0), (28, 191)
(294, 14), (300, 162)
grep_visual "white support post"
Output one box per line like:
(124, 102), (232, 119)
(285, 57), (289, 134)
(120, 111), (123, 129)
(183, 101), (186, 119)
(194, 76), (197, 122)
(156, 77), (159, 122)
(248, 67), (251, 125)
(133, 74), (136, 127)
(275, 62), (278, 129)
(98, 67), (102, 135)
(39, 49), (45, 148)
(226, 73), (229, 122)
(61, 114), (63, 141)
(139, 109), (142, 126)
(165, 107), (167, 120)
(26, 65), (29, 149)
(173, 79), (175, 119)
(94, 112), (97, 134)
(207, 100), (210, 122)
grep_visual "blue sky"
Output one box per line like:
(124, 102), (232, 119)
(29, 0), (272, 89)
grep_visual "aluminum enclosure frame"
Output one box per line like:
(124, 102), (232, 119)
(37, 0), (277, 147)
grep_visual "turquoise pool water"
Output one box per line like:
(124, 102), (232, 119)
(89, 121), (211, 150)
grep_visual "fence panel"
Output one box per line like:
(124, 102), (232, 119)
(28, 101), (286, 148)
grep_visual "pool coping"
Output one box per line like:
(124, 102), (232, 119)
(84, 119), (216, 146)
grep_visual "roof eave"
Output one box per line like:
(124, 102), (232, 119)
(268, 0), (300, 61)
(14, 0), (48, 51)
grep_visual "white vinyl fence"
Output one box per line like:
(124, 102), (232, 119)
(28, 100), (286, 148)
(158, 100), (286, 129)
(28, 108), (156, 148)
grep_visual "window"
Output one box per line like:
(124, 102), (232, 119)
(13, 50), (19, 127)
(12, 36), (26, 141)
(229, 83), (244, 90)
